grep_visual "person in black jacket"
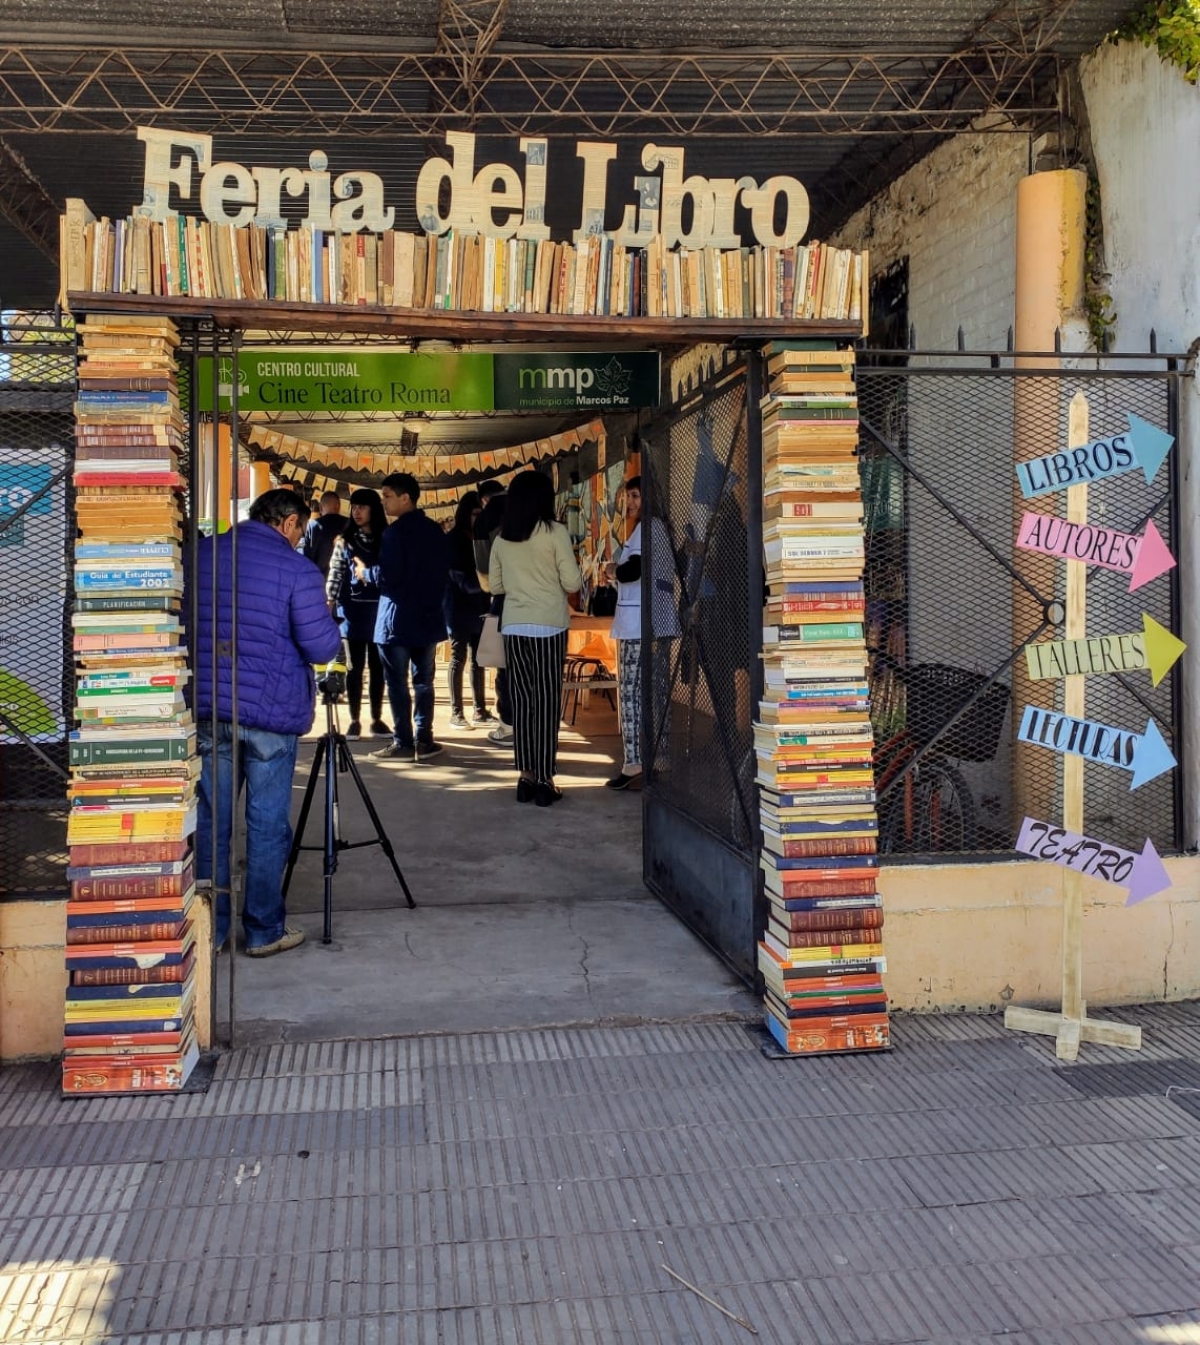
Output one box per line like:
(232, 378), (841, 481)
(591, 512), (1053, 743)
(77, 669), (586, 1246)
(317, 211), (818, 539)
(361, 472), (451, 761)
(444, 491), (493, 729)
(325, 487), (389, 739)
(299, 490), (348, 578)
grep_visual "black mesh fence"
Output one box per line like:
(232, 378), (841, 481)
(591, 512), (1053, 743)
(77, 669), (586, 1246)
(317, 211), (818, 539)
(642, 362), (758, 854)
(857, 354), (1182, 858)
(0, 317), (76, 895)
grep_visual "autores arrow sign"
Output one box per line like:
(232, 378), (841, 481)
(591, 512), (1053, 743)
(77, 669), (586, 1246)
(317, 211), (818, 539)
(1015, 413), (1174, 498)
(1017, 706), (1176, 790)
(1016, 513), (1176, 593)
(1025, 613), (1186, 687)
(1016, 817), (1171, 905)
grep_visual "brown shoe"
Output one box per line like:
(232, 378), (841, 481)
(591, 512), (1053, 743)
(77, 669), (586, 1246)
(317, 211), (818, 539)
(245, 926), (306, 958)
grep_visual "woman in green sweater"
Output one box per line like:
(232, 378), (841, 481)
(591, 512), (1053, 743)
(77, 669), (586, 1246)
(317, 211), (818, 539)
(488, 471), (582, 807)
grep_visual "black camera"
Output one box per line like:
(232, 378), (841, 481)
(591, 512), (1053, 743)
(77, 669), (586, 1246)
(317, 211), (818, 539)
(315, 642), (351, 701)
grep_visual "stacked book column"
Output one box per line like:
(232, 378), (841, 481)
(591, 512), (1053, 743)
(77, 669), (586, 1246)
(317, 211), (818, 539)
(63, 315), (199, 1095)
(756, 341), (889, 1055)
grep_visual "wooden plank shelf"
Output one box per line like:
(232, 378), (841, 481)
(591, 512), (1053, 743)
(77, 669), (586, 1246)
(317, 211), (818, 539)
(67, 292), (861, 347)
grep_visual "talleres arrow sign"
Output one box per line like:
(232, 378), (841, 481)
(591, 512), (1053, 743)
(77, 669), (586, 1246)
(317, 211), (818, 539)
(1016, 413), (1175, 498)
(1025, 613), (1186, 687)
(1016, 818), (1171, 905)
(1017, 705), (1176, 790)
(1016, 514), (1176, 593)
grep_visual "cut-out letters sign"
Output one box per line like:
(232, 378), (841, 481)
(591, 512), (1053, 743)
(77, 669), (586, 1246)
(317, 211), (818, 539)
(1016, 514), (1176, 593)
(1015, 413), (1174, 498)
(1015, 817), (1172, 905)
(1017, 706), (1176, 790)
(1025, 613), (1186, 687)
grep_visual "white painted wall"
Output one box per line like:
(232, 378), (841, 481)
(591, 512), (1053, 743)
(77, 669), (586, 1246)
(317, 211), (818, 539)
(1082, 40), (1200, 849)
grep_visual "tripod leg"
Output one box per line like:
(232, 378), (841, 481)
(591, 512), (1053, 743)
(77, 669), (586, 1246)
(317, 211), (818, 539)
(340, 746), (417, 908)
(283, 737), (326, 898)
(323, 726), (338, 944)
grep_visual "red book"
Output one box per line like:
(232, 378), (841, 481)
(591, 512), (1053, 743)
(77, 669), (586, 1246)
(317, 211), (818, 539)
(70, 950), (195, 986)
(70, 867), (194, 901)
(772, 907), (884, 933)
(772, 837), (877, 858)
(69, 840), (189, 867)
(66, 921), (187, 945)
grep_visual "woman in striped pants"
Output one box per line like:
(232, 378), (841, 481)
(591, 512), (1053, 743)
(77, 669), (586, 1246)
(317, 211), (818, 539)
(488, 471), (582, 807)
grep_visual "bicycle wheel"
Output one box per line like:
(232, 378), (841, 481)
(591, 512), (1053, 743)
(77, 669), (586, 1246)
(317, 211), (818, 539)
(912, 760), (977, 853)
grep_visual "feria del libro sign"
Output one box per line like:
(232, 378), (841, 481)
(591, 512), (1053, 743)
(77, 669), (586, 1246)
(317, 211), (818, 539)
(135, 127), (812, 250)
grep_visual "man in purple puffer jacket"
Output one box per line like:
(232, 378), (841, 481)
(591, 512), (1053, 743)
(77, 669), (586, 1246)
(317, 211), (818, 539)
(195, 489), (342, 957)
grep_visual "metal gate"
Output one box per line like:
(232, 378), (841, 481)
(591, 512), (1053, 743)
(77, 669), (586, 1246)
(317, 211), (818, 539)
(640, 345), (1186, 987)
(0, 318), (76, 898)
(640, 356), (763, 982)
(856, 349), (1185, 861)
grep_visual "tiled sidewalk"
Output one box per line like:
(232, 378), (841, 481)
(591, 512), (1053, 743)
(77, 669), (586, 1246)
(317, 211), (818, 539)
(4, 1007), (1200, 1343)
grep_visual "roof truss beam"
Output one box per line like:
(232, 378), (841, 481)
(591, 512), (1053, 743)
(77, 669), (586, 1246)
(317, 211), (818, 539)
(0, 46), (1061, 138)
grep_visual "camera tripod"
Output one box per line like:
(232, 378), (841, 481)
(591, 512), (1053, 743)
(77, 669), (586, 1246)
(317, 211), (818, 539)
(281, 692), (415, 943)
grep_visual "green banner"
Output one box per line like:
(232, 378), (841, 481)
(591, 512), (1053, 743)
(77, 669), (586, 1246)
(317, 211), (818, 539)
(196, 350), (659, 414)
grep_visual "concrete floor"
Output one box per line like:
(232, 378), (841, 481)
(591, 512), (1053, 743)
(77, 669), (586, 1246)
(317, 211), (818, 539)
(216, 690), (756, 1046)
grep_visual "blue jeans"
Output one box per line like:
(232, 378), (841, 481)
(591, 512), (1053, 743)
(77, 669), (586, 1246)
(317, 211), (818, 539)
(196, 721), (299, 949)
(378, 642), (437, 747)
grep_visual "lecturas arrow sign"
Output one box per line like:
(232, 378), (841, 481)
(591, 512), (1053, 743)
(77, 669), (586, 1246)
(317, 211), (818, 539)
(1025, 613), (1186, 687)
(1017, 706), (1176, 790)
(1016, 513), (1176, 593)
(1016, 413), (1175, 499)
(1016, 817), (1172, 905)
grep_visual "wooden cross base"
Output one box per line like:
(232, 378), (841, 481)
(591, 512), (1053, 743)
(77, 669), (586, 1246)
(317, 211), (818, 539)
(1004, 1003), (1142, 1061)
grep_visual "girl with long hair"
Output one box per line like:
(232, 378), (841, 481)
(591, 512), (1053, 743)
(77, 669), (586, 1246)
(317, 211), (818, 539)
(488, 471), (582, 806)
(325, 486), (389, 738)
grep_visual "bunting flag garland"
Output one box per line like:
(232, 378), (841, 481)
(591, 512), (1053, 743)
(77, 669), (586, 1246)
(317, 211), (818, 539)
(244, 419), (606, 487)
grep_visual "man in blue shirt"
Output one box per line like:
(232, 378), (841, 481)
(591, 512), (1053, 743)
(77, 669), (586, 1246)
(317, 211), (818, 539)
(362, 472), (451, 761)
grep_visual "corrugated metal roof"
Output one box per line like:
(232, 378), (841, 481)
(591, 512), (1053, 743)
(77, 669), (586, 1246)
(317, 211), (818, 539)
(0, 0), (1138, 53)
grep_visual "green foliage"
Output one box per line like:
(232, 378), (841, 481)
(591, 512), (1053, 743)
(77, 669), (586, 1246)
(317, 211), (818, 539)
(1113, 0), (1200, 83)
(1083, 173), (1116, 351)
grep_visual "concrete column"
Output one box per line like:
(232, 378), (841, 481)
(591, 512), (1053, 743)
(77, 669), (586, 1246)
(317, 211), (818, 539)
(1012, 168), (1088, 820)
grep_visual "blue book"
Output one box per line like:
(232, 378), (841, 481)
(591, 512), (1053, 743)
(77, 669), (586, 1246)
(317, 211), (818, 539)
(64, 1016), (186, 1036)
(75, 543), (179, 560)
(776, 895), (883, 912)
(762, 853), (879, 871)
(67, 981), (187, 1002)
(76, 389), (174, 404)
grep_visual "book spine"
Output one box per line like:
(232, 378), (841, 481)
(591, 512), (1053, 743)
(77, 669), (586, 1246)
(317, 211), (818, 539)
(67, 922), (184, 944)
(70, 962), (188, 986)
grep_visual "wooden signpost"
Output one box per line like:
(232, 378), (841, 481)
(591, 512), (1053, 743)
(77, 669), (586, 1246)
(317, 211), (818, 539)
(1005, 392), (1182, 1061)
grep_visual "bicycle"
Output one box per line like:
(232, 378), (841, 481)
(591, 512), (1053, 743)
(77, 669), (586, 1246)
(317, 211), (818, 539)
(869, 650), (1010, 856)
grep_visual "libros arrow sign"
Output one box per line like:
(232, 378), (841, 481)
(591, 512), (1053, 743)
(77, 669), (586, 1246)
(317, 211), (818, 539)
(1016, 413), (1174, 499)
(1017, 513), (1176, 593)
(1025, 613), (1186, 687)
(1017, 706), (1176, 789)
(1016, 817), (1171, 905)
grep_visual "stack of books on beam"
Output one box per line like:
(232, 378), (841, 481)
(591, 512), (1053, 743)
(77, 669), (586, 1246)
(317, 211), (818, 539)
(63, 314), (200, 1096)
(61, 201), (869, 321)
(756, 341), (889, 1056)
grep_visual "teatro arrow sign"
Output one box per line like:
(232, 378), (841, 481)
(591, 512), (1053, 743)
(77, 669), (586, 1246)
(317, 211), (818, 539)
(1016, 413), (1175, 499)
(1015, 817), (1172, 905)
(1016, 513), (1176, 593)
(1017, 706), (1176, 790)
(1025, 613), (1186, 687)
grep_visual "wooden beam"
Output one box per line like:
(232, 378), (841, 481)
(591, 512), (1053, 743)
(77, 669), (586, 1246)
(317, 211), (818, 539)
(67, 291), (860, 346)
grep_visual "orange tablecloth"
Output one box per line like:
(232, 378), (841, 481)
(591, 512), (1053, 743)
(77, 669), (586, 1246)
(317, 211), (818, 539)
(567, 613), (616, 664)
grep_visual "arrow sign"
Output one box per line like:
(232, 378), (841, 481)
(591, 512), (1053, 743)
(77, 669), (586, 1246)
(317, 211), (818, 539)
(1016, 413), (1175, 499)
(1025, 613), (1186, 687)
(1016, 817), (1172, 905)
(1016, 513), (1176, 593)
(1017, 706), (1176, 789)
